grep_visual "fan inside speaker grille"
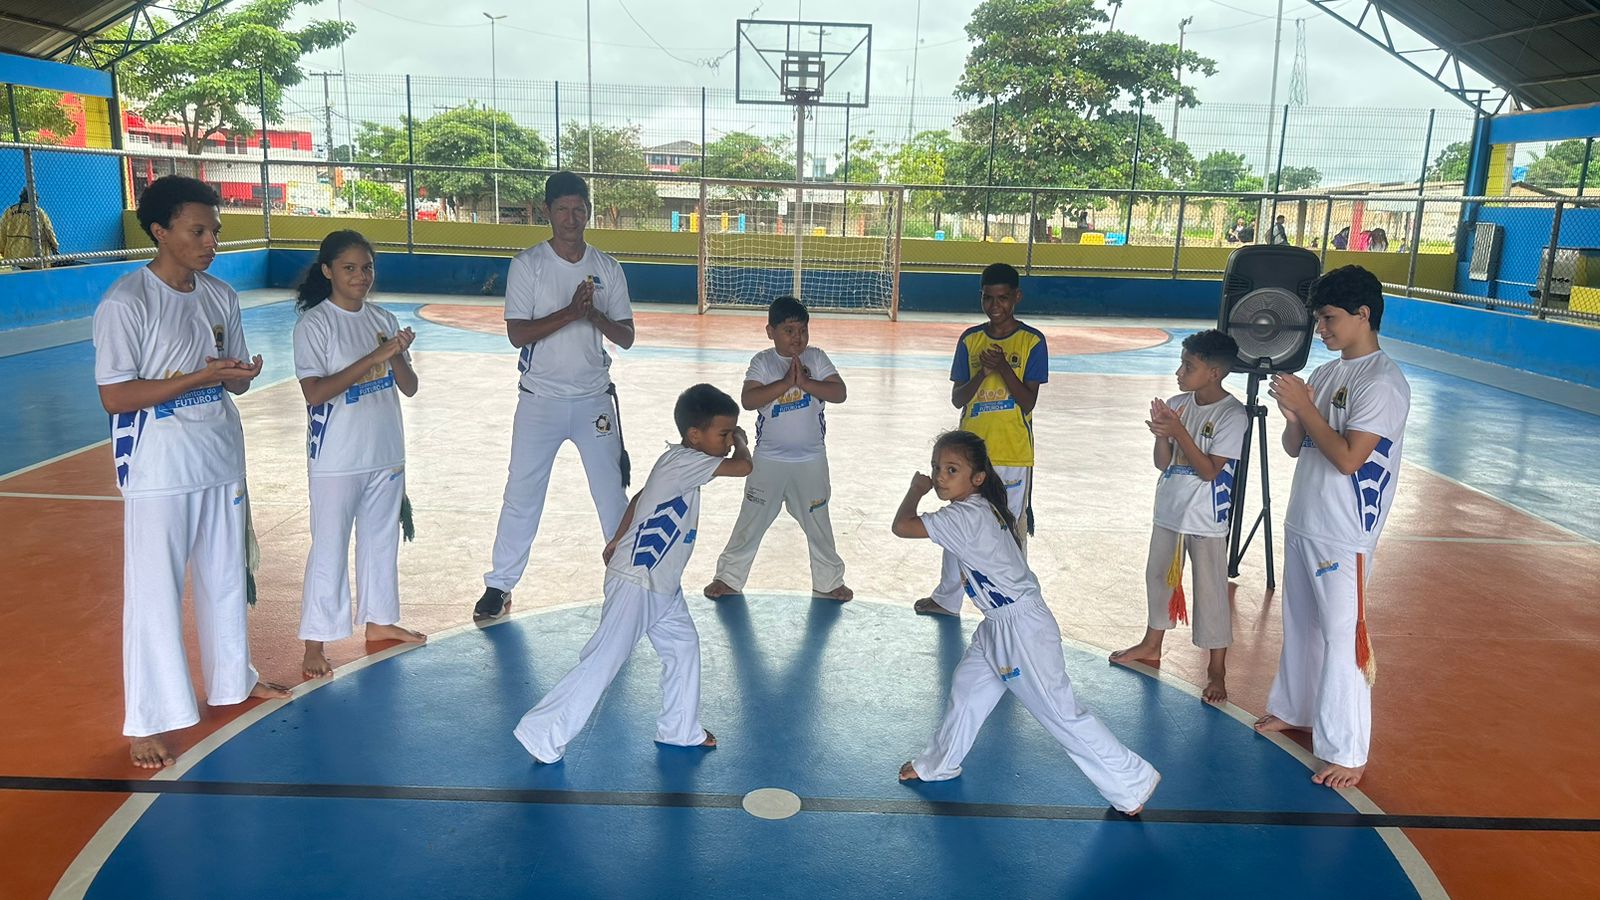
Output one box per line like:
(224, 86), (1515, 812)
(1227, 287), (1311, 367)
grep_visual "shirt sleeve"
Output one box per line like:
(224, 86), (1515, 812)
(1211, 404), (1249, 460)
(92, 297), (143, 386)
(745, 350), (770, 384)
(1023, 333), (1049, 383)
(1344, 377), (1408, 441)
(504, 253), (538, 321)
(601, 254), (634, 322)
(657, 445), (725, 495)
(950, 338), (970, 384)
(920, 501), (979, 556)
(292, 313), (329, 380)
(807, 348), (839, 381)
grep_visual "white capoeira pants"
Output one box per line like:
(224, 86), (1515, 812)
(713, 454), (846, 593)
(1144, 526), (1233, 649)
(299, 466), (405, 642)
(486, 390), (628, 592)
(513, 579), (706, 763)
(928, 465), (1030, 613)
(123, 480), (259, 737)
(1265, 528), (1373, 768)
(910, 599), (1160, 813)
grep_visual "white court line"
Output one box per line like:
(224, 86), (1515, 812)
(1387, 535), (1589, 546)
(0, 492), (122, 502)
(0, 438), (109, 484)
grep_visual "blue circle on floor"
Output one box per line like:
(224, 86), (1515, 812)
(84, 594), (1428, 898)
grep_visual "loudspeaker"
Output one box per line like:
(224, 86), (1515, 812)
(1218, 245), (1321, 375)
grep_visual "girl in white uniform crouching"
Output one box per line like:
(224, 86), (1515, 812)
(893, 430), (1161, 815)
(292, 230), (425, 678)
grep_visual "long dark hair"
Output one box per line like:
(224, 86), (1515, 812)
(932, 430), (1019, 546)
(296, 230), (375, 311)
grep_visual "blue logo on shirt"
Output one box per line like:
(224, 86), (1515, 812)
(1315, 560), (1340, 577)
(632, 496), (691, 570)
(771, 394), (812, 417)
(1351, 437), (1397, 533)
(345, 372), (394, 403)
(969, 398), (1017, 417)
(154, 385), (223, 418)
(998, 666), (1022, 682)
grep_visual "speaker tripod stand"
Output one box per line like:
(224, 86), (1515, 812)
(1228, 369), (1277, 589)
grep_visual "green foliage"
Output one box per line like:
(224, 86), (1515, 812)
(411, 105), (549, 208)
(1277, 165), (1321, 191)
(560, 123), (660, 226)
(1426, 140), (1470, 184)
(349, 179), (405, 217)
(677, 131), (792, 182)
(834, 135), (885, 184)
(1190, 150), (1260, 193)
(0, 87), (72, 143)
(886, 130), (955, 216)
(109, 0), (353, 154)
(1525, 139), (1589, 188)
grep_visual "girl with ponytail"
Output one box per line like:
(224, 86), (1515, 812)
(891, 429), (1161, 816)
(291, 230), (425, 679)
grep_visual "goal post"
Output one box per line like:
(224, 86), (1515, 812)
(697, 179), (903, 319)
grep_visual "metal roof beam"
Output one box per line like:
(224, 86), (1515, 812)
(58, 0), (234, 69)
(1457, 11), (1600, 46)
(1305, 0), (1513, 114)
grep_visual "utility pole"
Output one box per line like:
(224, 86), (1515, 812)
(1264, 0), (1285, 193)
(1172, 17), (1193, 140)
(586, 0), (595, 178)
(483, 12), (506, 224)
(907, 0), (922, 139)
(316, 72), (336, 211)
(337, 0), (354, 214)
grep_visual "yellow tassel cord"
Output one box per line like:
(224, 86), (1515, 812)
(1355, 553), (1377, 686)
(1165, 533), (1188, 625)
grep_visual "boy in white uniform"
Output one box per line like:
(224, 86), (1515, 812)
(476, 172), (637, 621)
(92, 176), (290, 768)
(893, 431), (1160, 815)
(703, 295), (851, 602)
(1111, 329), (1248, 704)
(1255, 265), (1411, 790)
(292, 230), (426, 679)
(514, 384), (752, 762)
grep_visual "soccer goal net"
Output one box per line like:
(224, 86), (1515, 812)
(698, 181), (903, 318)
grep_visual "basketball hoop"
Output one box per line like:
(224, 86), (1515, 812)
(780, 53), (826, 105)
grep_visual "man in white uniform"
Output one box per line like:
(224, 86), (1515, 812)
(475, 172), (637, 620)
(1256, 265), (1411, 790)
(93, 176), (290, 768)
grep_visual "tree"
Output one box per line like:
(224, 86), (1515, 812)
(948, 0), (1217, 209)
(560, 123), (660, 226)
(410, 105), (548, 210)
(676, 132), (792, 182)
(109, 0), (352, 154)
(834, 134), (885, 184)
(1427, 141), (1470, 184)
(1525, 139), (1588, 188)
(1276, 165), (1321, 191)
(349, 180), (405, 218)
(1190, 150), (1260, 193)
(0, 88), (72, 143)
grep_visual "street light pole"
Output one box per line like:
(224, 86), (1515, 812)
(586, 0), (594, 177)
(1172, 16), (1192, 140)
(907, 0), (922, 139)
(483, 12), (506, 224)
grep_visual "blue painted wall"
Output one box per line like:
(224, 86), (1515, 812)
(0, 249), (268, 331)
(1453, 204), (1600, 303)
(0, 52), (113, 96)
(1488, 102), (1600, 145)
(0, 149), (126, 256)
(1383, 292), (1600, 388)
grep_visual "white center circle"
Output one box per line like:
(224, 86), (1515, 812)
(741, 787), (803, 820)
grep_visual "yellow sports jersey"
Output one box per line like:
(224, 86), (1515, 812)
(950, 322), (1050, 467)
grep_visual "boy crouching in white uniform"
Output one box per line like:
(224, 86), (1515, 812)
(514, 384), (752, 762)
(1111, 329), (1248, 704)
(704, 295), (851, 602)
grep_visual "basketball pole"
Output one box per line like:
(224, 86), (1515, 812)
(794, 99), (806, 296)
(1228, 369), (1278, 590)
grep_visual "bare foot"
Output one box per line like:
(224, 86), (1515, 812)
(899, 761), (921, 782)
(819, 585), (854, 602)
(1252, 714), (1305, 734)
(302, 641), (332, 679)
(1109, 627), (1163, 665)
(913, 597), (958, 617)
(130, 735), (175, 769)
(703, 579), (739, 600)
(700, 730), (717, 748)
(1202, 675), (1228, 704)
(1312, 763), (1365, 788)
(366, 622), (427, 644)
(250, 681), (292, 700)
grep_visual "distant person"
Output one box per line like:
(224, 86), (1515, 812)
(1, 188), (59, 267)
(1226, 217), (1246, 244)
(1269, 215), (1289, 246)
(1237, 219), (1256, 243)
(1332, 226), (1351, 251)
(1367, 228), (1389, 252)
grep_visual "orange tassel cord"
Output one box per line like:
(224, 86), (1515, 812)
(1165, 534), (1188, 626)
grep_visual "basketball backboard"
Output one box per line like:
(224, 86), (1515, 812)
(736, 19), (871, 108)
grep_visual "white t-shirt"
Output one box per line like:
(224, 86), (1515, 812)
(92, 268), (248, 498)
(1284, 350), (1411, 551)
(505, 242), (633, 400)
(292, 300), (408, 477)
(1152, 392), (1248, 537)
(746, 346), (839, 462)
(920, 495), (1045, 616)
(606, 444), (725, 594)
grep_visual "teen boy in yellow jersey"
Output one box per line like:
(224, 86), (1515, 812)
(914, 262), (1049, 617)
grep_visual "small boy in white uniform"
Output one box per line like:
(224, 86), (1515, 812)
(1255, 265), (1411, 790)
(1111, 329), (1248, 703)
(514, 384), (752, 762)
(893, 431), (1160, 815)
(703, 295), (851, 602)
(92, 176), (289, 768)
